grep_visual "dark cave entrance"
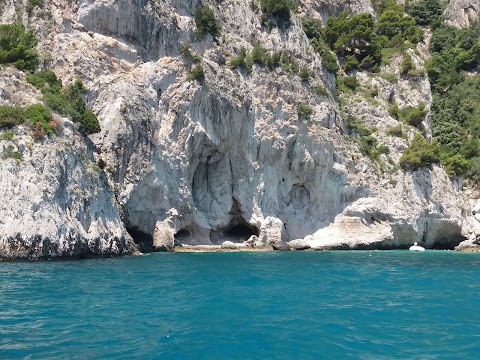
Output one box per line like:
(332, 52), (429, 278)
(126, 227), (154, 252)
(174, 229), (192, 245)
(210, 218), (260, 245)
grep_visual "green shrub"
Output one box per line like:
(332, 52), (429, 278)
(81, 110), (100, 134)
(194, 5), (219, 40)
(345, 115), (387, 161)
(297, 104), (313, 119)
(407, 0), (443, 26)
(299, 67), (310, 81)
(386, 124), (407, 139)
(27, 0), (44, 14)
(400, 133), (440, 170)
(325, 12), (381, 72)
(180, 43), (202, 62)
(186, 64), (205, 82)
(229, 48), (253, 74)
(230, 48), (247, 69)
(26, 70), (62, 93)
(0, 23), (39, 71)
(401, 53), (415, 76)
(440, 152), (469, 177)
(402, 102), (428, 127)
(251, 44), (267, 65)
(0, 105), (24, 127)
(311, 83), (329, 97)
(0, 130), (14, 141)
(337, 75), (359, 93)
(379, 71), (397, 83)
(260, 0), (297, 23)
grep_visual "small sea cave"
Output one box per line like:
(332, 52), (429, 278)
(126, 227), (154, 252)
(210, 218), (260, 245)
(174, 229), (192, 246)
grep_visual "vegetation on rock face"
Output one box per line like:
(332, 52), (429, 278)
(303, 1), (421, 74)
(0, 106), (25, 127)
(186, 64), (205, 82)
(297, 104), (313, 119)
(426, 21), (480, 178)
(27, 71), (101, 134)
(337, 75), (359, 93)
(0, 23), (39, 71)
(400, 133), (440, 171)
(260, 0), (297, 24)
(345, 115), (389, 162)
(27, 0), (44, 15)
(194, 5), (219, 40)
(406, 0), (444, 27)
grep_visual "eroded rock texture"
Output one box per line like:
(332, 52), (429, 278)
(0, 0), (477, 259)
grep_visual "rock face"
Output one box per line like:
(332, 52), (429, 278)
(0, 70), (134, 260)
(444, 0), (479, 28)
(0, 0), (477, 259)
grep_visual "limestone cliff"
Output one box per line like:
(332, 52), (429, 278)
(0, 0), (477, 259)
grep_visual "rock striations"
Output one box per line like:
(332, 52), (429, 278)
(0, 0), (478, 259)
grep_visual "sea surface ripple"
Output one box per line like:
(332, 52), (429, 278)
(1, 251), (480, 359)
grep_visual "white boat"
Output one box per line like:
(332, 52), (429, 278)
(409, 242), (425, 251)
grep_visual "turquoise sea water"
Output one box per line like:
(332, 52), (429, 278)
(1, 251), (480, 359)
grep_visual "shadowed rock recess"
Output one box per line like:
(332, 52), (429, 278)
(0, 0), (479, 259)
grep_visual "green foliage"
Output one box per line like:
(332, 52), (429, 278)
(400, 133), (440, 171)
(376, 2), (422, 47)
(407, 0), (443, 27)
(0, 105), (24, 127)
(230, 48), (248, 69)
(302, 17), (339, 74)
(386, 124), (407, 139)
(427, 23), (479, 91)
(401, 53), (415, 76)
(0, 130), (14, 141)
(311, 83), (329, 97)
(378, 71), (397, 83)
(24, 103), (53, 134)
(299, 67), (310, 81)
(186, 64), (205, 82)
(402, 102), (428, 128)
(81, 110), (100, 134)
(322, 2), (421, 72)
(337, 75), (359, 93)
(0, 23), (39, 71)
(180, 43), (201, 62)
(388, 102), (427, 128)
(297, 104), (313, 119)
(27, 70), (62, 93)
(27, 0), (44, 14)
(251, 44), (267, 64)
(194, 5), (219, 40)
(260, 0), (297, 23)
(388, 102), (399, 119)
(426, 23), (480, 179)
(325, 12), (381, 72)
(431, 74), (480, 178)
(345, 115), (387, 161)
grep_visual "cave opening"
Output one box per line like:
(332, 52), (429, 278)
(174, 229), (192, 245)
(210, 218), (260, 244)
(126, 227), (154, 252)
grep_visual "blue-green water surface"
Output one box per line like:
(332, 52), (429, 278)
(1, 251), (480, 359)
